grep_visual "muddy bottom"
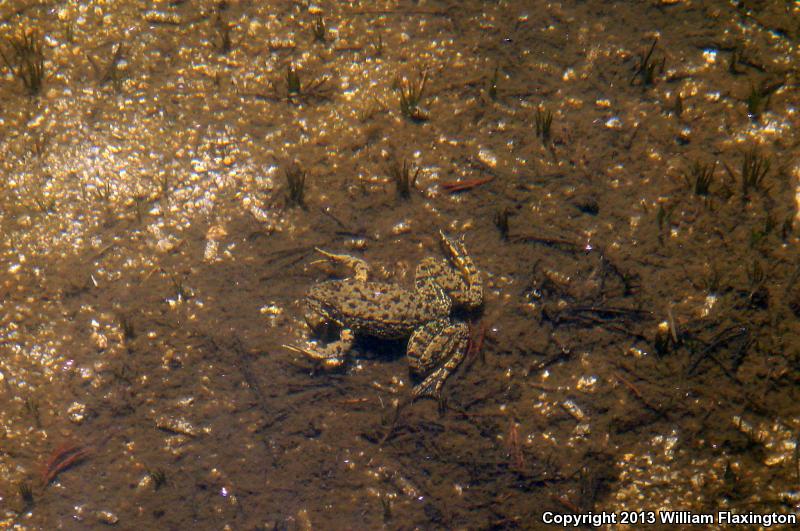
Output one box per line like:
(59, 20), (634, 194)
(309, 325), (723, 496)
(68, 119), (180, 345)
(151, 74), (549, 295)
(1, 1), (799, 529)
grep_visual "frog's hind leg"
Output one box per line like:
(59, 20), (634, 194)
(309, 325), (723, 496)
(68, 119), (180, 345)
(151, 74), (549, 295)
(407, 319), (469, 400)
(283, 329), (355, 369)
(438, 231), (483, 309)
(315, 249), (370, 282)
(415, 234), (483, 309)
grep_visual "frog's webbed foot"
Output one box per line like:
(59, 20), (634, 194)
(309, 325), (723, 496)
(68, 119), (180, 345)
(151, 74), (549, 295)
(407, 319), (469, 400)
(283, 329), (354, 369)
(314, 249), (370, 282)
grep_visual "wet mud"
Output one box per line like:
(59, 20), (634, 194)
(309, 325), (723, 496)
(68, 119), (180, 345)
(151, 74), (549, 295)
(1, 1), (799, 529)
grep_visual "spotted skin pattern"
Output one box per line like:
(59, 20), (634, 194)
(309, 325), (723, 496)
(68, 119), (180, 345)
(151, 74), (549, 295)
(285, 232), (483, 399)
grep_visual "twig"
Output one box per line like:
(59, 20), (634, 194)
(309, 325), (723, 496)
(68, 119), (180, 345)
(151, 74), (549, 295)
(567, 306), (652, 321)
(528, 348), (571, 373)
(686, 326), (749, 376)
(613, 372), (662, 413)
(510, 233), (582, 253)
(555, 313), (649, 341)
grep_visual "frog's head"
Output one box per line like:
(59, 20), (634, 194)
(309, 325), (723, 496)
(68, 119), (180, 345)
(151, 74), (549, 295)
(304, 283), (341, 329)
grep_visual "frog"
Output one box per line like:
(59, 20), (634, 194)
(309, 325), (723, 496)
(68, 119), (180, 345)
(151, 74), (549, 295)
(284, 231), (483, 399)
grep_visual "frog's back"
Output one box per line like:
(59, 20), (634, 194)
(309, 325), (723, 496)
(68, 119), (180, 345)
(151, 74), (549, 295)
(308, 281), (444, 339)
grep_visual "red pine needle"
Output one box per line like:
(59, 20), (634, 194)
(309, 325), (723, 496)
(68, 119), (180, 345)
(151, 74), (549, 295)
(41, 443), (91, 486)
(506, 420), (525, 470)
(466, 320), (487, 361)
(440, 175), (494, 192)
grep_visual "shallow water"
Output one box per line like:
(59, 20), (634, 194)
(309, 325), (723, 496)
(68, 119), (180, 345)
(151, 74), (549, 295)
(1, 1), (799, 529)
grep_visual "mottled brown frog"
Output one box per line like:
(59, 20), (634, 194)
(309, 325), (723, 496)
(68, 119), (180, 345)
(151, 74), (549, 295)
(284, 231), (483, 399)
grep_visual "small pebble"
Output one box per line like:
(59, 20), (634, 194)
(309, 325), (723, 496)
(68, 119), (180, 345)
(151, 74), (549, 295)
(96, 510), (119, 525)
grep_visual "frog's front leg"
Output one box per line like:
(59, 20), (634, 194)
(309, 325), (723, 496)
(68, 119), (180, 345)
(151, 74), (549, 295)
(407, 319), (469, 399)
(315, 249), (370, 282)
(283, 329), (355, 369)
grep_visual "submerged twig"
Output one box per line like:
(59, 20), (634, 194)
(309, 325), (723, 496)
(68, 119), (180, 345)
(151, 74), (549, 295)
(686, 326), (749, 376)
